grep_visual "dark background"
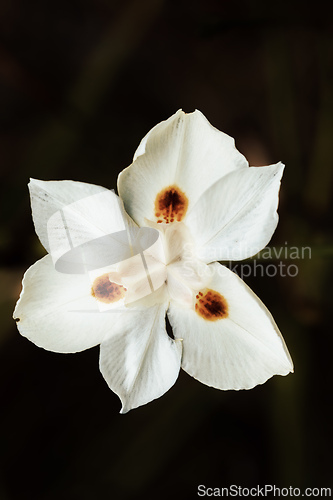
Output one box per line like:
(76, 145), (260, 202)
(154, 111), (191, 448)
(0, 0), (332, 499)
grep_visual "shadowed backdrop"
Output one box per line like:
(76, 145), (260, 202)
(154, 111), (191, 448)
(0, 0), (332, 499)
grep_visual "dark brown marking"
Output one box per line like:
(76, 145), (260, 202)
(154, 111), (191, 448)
(91, 274), (126, 304)
(154, 185), (188, 224)
(195, 288), (228, 321)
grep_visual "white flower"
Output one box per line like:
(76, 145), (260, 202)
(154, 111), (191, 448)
(13, 110), (293, 413)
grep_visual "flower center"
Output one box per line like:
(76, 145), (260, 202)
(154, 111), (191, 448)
(155, 185), (188, 224)
(195, 289), (228, 321)
(89, 222), (211, 310)
(91, 274), (126, 303)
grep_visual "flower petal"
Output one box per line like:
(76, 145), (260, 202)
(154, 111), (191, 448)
(108, 228), (167, 305)
(186, 163), (284, 262)
(167, 262), (293, 391)
(30, 178), (108, 251)
(118, 110), (248, 226)
(13, 255), (124, 353)
(99, 304), (182, 413)
(166, 270), (193, 307)
(29, 178), (137, 272)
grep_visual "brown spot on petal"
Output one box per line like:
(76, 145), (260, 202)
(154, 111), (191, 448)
(91, 274), (126, 304)
(195, 288), (228, 321)
(154, 185), (188, 224)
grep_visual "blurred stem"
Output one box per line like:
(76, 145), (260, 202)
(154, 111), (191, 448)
(68, 0), (164, 117)
(23, 0), (165, 176)
(303, 34), (333, 214)
(263, 29), (301, 199)
(103, 382), (222, 494)
(263, 29), (305, 486)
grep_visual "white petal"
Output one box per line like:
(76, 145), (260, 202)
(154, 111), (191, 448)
(132, 111), (182, 162)
(118, 110), (248, 226)
(29, 179), (137, 272)
(13, 255), (124, 353)
(168, 262), (293, 391)
(162, 221), (193, 264)
(99, 304), (182, 413)
(112, 252), (166, 305)
(186, 163), (284, 262)
(166, 270), (193, 307)
(168, 259), (210, 291)
(110, 229), (167, 305)
(30, 178), (107, 251)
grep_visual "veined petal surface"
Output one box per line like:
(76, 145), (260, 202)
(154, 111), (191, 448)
(30, 178), (107, 251)
(118, 109), (248, 226)
(168, 262), (293, 391)
(29, 179), (137, 271)
(13, 255), (124, 353)
(186, 163), (284, 262)
(99, 304), (182, 413)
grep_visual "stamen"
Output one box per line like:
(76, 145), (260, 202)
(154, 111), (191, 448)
(91, 274), (126, 304)
(154, 185), (188, 224)
(195, 288), (228, 321)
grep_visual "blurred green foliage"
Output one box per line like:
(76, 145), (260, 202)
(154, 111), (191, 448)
(0, 0), (332, 499)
